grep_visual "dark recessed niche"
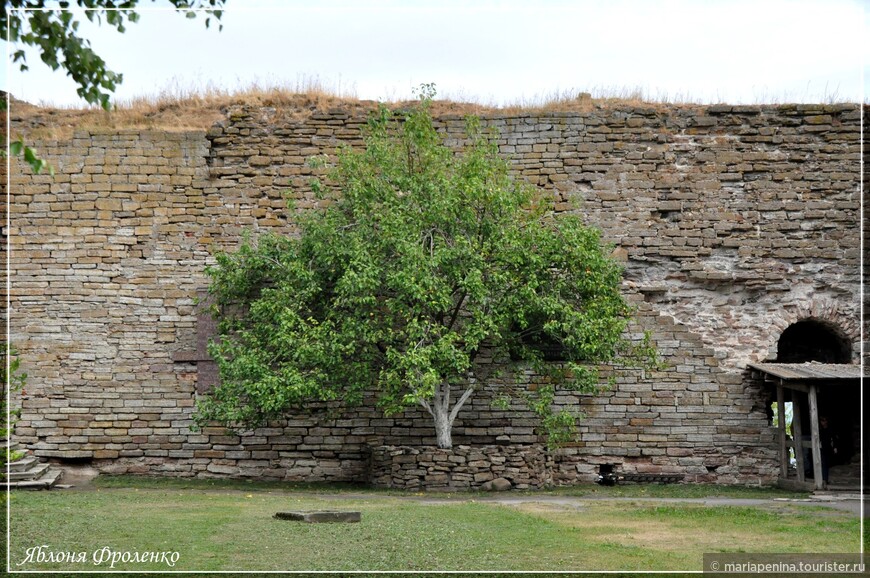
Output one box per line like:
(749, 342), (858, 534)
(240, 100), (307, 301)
(653, 209), (680, 222)
(776, 319), (851, 363)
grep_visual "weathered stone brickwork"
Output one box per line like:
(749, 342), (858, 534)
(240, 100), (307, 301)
(863, 105), (870, 365)
(9, 102), (862, 487)
(370, 445), (552, 490)
(1, 102), (8, 356)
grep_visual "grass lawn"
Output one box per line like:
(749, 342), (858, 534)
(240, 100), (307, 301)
(6, 477), (860, 572)
(91, 474), (813, 499)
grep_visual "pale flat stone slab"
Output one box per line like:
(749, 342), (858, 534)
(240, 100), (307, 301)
(273, 511), (361, 523)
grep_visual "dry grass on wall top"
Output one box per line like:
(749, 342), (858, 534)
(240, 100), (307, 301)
(16, 81), (862, 143)
(8, 83), (724, 140)
(11, 77), (861, 141)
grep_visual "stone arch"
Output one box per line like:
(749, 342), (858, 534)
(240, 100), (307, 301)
(776, 319), (852, 363)
(765, 299), (859, 362)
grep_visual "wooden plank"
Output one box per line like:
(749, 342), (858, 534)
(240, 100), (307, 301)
(748, 362), (865, 381)
(777, 385), (787, 478)
(808, 384), (824, 490)
(792, 390), (805, 483)
(781, 382), (811, 394)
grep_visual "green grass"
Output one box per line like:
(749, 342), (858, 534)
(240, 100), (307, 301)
(92, 474), (809, 499)
(541, 482), (810, 499)
(7, 478), (856, 572)
(92, 474), (380, 493)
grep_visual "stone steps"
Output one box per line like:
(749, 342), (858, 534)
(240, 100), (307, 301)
(3, 438), (63, 490)
(8, 468), (64, 490)
(5, 439), (24, 462)
(8, 461), (50, 481)
(8, 456), (39, 473)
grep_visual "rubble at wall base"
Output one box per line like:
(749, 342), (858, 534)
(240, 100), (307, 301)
(369, 444), (553, 490)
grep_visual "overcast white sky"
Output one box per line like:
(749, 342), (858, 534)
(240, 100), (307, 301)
(2, 0), (868, 107)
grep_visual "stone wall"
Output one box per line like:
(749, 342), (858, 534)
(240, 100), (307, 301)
(9, 102), (862, 486)
(862, 105), (870, 473)
(1, 102), (7, 356)
(369, 445), (552, 490)
(864, 105), (870, 364)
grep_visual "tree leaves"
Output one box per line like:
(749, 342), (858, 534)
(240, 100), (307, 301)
(2, 0), (226, 109)
(7, 137), (53, 175)
(195, 88), (657, 445)
(2, 2), (227, 175)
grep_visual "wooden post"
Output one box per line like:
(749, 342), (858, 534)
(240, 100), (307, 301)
(777, 385), (787, 478)
(792, 390), (805, 483)
(808, 384), (823, 490)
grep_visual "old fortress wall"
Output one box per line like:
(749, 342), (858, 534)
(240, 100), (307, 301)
(9, 101), (862, 487)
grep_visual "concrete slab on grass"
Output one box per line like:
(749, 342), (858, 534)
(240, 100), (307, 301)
(274, 511), (361, 523)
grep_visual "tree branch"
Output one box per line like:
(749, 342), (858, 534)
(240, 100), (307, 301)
(447, 290), (467, 331)
(418, 397), (434, 418)
(448, 386), (475, 424)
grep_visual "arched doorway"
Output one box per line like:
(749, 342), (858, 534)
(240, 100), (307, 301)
(759, 319), (860, 490)
(776, 319), (852, 364)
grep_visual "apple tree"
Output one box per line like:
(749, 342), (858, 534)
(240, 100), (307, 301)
(194, 89), (653, 448)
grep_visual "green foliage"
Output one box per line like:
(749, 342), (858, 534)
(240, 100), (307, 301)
(2, 3), (225, 175)
(1, 345), (28, 479)
(1, 95), (53, 174)
(8, 136), (53, 175)
(195, 87), (655, 446)
(1, 344), (28, 439)
(771, 400), (794, 436)
(2, 1), (226, 109)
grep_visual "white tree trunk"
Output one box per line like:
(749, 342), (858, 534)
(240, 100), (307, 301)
(433, 403), (453, 449)
(421, 382), (475, 449)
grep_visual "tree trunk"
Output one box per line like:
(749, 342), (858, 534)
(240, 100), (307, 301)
(433, 403), (453, 449)
(424, 382), (475, 449)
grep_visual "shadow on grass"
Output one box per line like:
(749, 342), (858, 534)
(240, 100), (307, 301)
(90, 474), (811, 500)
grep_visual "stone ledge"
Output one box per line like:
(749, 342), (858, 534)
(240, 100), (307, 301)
(369, 444), (552, 490)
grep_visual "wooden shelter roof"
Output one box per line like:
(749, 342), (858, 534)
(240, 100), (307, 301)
(748, 362), (865, 381)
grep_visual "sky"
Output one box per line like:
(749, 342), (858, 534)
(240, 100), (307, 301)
(2, 0), (868, 107)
